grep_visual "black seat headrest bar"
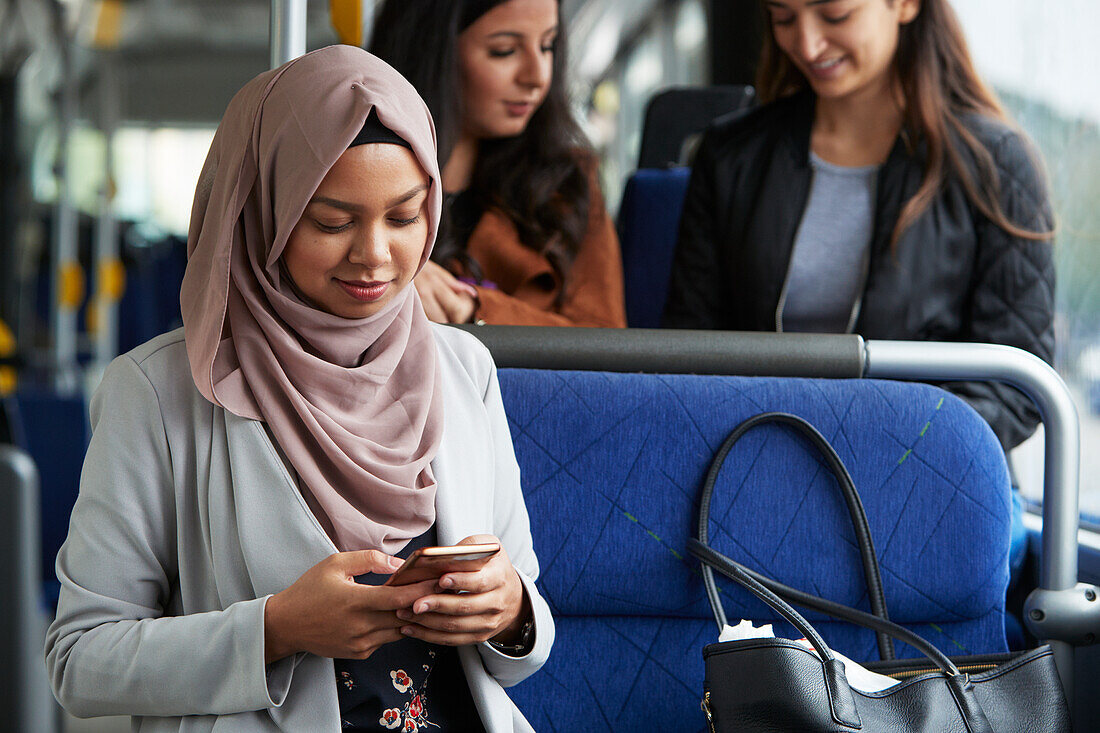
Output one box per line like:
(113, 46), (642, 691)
(453, 326), (865, 379)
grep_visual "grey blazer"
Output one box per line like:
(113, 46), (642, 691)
(45, 325), (554, 732)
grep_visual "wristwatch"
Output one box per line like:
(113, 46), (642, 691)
(488, 619), (534, 656)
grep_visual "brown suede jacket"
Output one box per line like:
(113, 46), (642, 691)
(458, 181), (627, 328)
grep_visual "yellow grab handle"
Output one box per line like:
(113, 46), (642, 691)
(0, 367), (15, 396)
(92, 0), (125, 50)
(0, 318), (13, 357)
(98, 258), (127, 302)
(59, 261), (86, 310)
(329, 0), (363, 47)
(0, 319), (15, 395)
(86, 300), (100, 335)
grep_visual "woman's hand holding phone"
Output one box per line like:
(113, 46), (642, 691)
(263, 550), (438, 664)
(395, 534), (531, 648)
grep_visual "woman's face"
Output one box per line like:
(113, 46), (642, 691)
(457, 0), (559, 140)
(766, 0), (920, 101)
(282, 143), (431, 319)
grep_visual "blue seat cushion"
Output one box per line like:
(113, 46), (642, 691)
(498, 369), (1011, 727)
(617, 168), (691, 328)
(13, 388), (90, 601)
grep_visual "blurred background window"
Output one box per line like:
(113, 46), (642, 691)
(32, 123), (214, 236)
(948, 0), (1100, 520)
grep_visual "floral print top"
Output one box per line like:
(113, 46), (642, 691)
(334, 526), (486, 732)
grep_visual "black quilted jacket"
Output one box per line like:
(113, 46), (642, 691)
(664, 92), (1055, 451)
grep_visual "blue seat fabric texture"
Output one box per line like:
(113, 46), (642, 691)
(11, 389), (90, 609)
(499, 369), (1011, 732)
(617, 167), (691, 328)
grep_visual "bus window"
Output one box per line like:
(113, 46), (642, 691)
(950, 0), (1100, 522)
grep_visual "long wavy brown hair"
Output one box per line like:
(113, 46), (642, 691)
(757, 0), (1052, 246)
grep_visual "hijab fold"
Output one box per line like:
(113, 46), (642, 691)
(181, 45), (445, 553)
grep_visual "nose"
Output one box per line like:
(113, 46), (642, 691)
(347, 225), (390, 269)
(794, 18), (828, 62)
(516, 45), (552, 91)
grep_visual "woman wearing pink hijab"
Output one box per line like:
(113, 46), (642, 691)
(45, 46), (552, 732)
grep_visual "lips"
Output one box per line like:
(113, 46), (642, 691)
(336, 278), (389, 302)
(504, 101), (536, 117)
(806, 56), (846, 80)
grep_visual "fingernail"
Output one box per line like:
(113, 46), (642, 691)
(415, 602), (429, 614)
(439, 576), (453, 588)
(401, 626), (413, 636)
(388, 556), (402, 569)
(396, 610), (411, 620)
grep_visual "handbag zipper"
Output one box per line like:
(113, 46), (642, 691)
(701, 691), (716, 733)
(884, 661), (998, 680)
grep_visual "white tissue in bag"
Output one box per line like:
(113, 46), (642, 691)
(717, 619), (899, 693)
(719, 619), (774, 642)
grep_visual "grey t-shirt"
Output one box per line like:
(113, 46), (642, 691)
(780, 152), (879, 333)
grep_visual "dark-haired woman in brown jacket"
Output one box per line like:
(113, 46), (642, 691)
(370, 0), (626, 328)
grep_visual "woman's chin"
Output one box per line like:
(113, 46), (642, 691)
(808, 77), (869, 103)
(319, 295), (395, 320)
(478, 118), (534, 140)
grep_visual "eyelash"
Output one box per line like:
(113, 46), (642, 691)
(488, 44), (555, 58)
(315, 215), (420, 233)
(772, 12), (851, 26)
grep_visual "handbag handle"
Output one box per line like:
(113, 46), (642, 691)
(696, 412), (896, 660)
(690, 524), (1001, 732)
(690, 537), (868, 731)
(688, 538), (962, 677)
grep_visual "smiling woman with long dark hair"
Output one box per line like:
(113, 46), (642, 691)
(370, 0), (626, 327)
(665, 0), (1055, 452)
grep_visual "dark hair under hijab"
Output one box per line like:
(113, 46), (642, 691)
(369, 0), (591, 290)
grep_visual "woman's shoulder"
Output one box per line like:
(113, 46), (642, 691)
(431, 324), (495, 393)
(957, 112), (1049, 203)
(98, 328), (204, 414)
(956, 112), (1040, 171)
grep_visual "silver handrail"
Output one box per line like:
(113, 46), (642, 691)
(865, 340), (1082, 695)
(459, 325), (1090, 699)
(0, 445), (59, 732)
(269, 0), (307, 69)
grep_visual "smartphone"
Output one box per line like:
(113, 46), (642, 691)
(383, 542), (501, 587)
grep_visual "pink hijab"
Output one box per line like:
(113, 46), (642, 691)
(180, 45), (445, 554)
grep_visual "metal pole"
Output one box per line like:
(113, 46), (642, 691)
(91, 57), (120, 376)
(50, 24), (80, 393)
(0, 445), (58, 732)
(270, 0), (307, 69)
(865, 340), (1080, 696)
(0, 73), (20, 333)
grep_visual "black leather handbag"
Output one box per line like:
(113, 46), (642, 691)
(688, 412), (1071, 733)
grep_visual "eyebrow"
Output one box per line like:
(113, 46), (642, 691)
(309, 183), (429, 213)
(765, 0), (840, 7)
(385, 183), (429, 208)
(486, 26), (559, 40)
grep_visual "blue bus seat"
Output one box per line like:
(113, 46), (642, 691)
(11, 388), (90, 609)
(0, 394), (23, 446)
(119, 237), (186, 354)
(618, 167), (691, 328)
(499, 369), (1012, 732)
(619, 86), (756, 329)
(637, 86), (755, 169)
